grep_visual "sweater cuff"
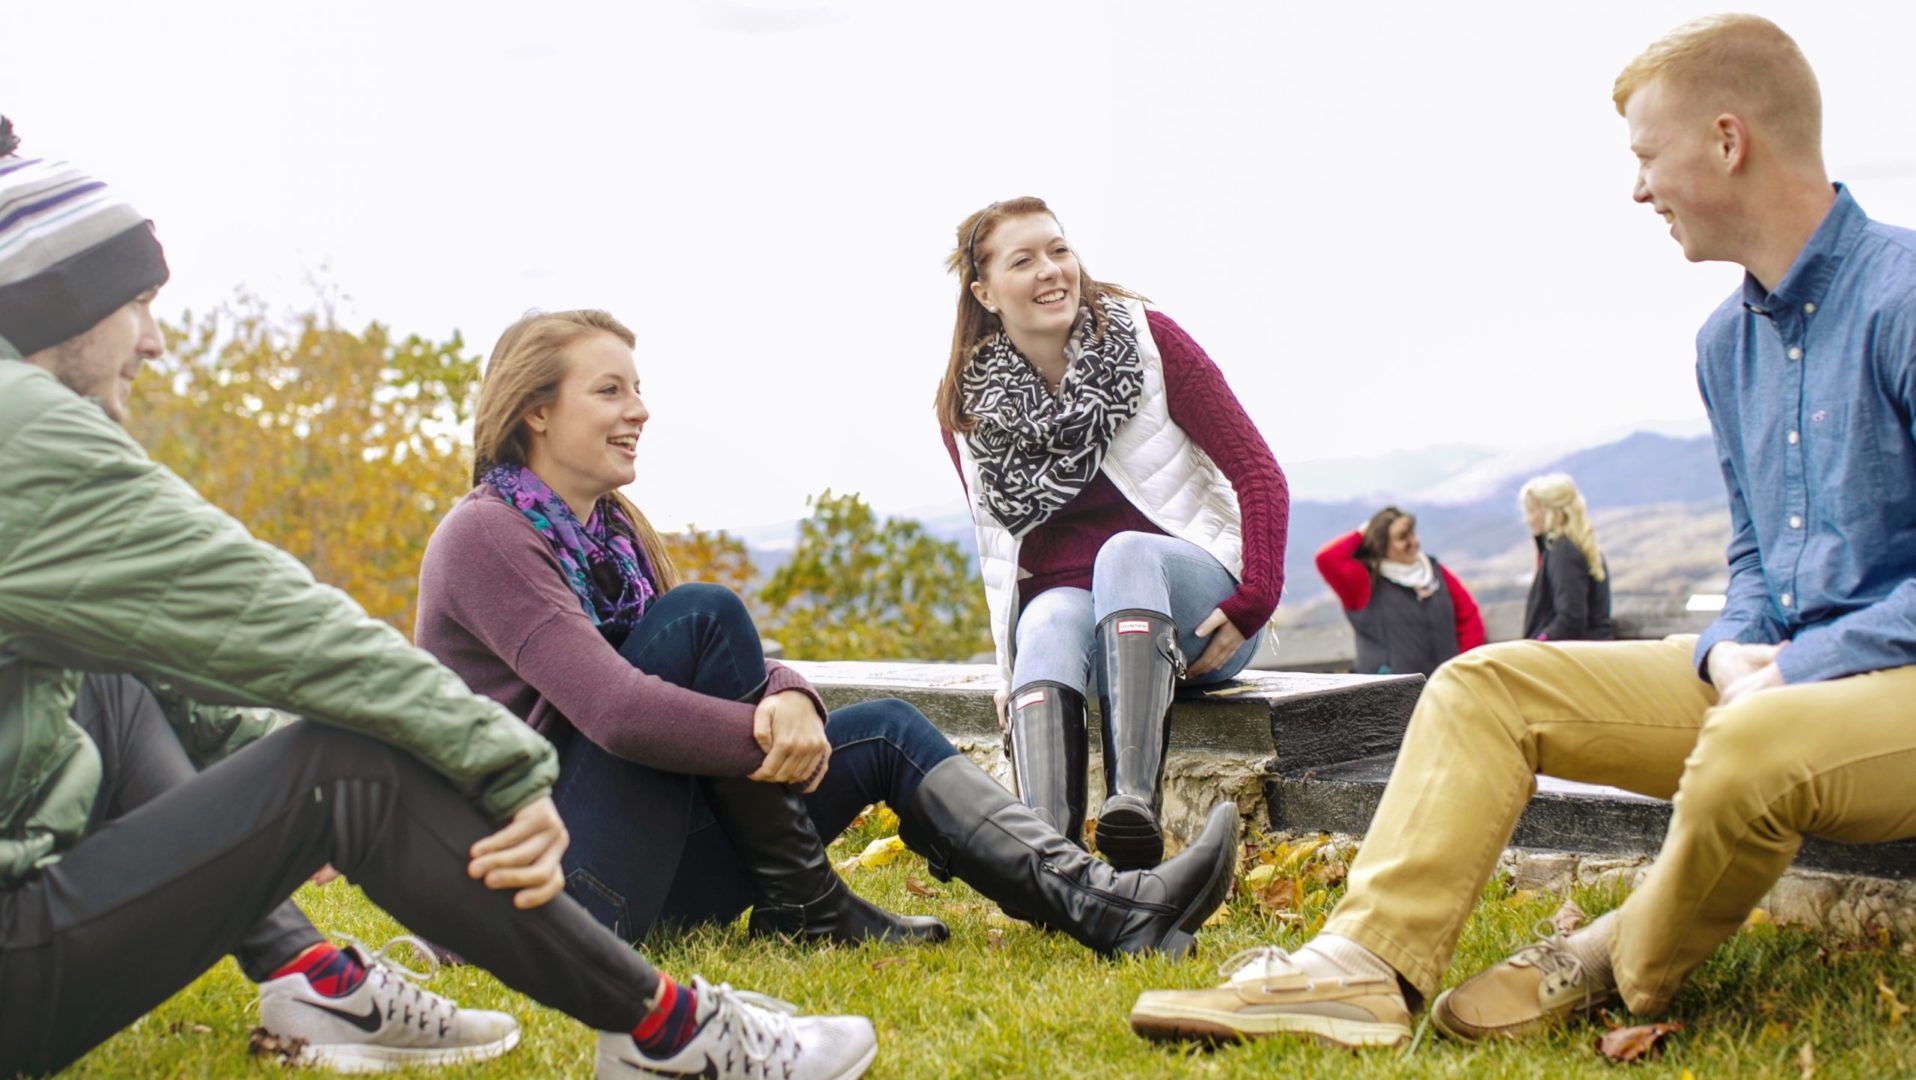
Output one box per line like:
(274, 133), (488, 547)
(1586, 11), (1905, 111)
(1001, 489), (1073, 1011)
(764, 661), (829, 720)
(1218, 591), (1272, 643)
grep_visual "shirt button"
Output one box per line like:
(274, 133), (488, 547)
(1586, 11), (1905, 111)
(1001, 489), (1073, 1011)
(1788, 430), (1800, 445)
(1787, 346), (1803, 360)
(1781, 592), (1793, 608)
(1803, 302), (1816, 314)
(1789, 515), (1803, 529)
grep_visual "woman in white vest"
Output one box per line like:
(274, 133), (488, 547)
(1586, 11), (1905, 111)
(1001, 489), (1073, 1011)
(936, 197), (1289, 870)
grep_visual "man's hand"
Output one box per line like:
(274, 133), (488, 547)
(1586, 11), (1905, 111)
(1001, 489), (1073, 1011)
(468, 796), (568, 909)
(748, 689), (831, 792)
(1185, 608), (1246, 679)
(1707, 641), (1787, 708)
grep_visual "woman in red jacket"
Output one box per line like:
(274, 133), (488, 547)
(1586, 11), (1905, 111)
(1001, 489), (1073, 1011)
(1315, 507), (1483, 677)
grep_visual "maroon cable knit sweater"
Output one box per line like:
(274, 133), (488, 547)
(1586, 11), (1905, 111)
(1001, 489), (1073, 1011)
(415, 486), (825, 777)
(942, 309), (1290, 637)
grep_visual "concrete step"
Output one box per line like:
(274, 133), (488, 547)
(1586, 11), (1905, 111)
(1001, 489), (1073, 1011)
(1268, 752), (1916, 881)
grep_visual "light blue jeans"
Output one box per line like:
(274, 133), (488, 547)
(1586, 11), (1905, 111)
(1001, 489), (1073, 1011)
(1010, 532), (1267, 694)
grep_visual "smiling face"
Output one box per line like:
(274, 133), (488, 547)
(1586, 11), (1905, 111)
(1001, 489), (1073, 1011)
(30, 288), (163, 425)
(523, 331), (648, 518)
(1626, 77), (1741, 264)
(1384, 515), (1421, 564)
(969, 213), (1082, 349)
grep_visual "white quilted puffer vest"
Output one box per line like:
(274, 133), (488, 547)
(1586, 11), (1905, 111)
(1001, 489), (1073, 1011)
(953, 299), (1244, 686)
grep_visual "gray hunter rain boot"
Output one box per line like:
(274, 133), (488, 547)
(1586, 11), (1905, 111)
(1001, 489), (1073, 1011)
(1094, 608), (1182, 870)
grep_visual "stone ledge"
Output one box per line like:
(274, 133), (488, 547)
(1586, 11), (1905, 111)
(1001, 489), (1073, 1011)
(785, 659), (1420, 853)
(784, 660), (1422, 767)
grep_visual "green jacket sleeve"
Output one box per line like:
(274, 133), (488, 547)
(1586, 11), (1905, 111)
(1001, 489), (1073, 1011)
(0, 365), (556, 820)
(140, 675), (288, 768)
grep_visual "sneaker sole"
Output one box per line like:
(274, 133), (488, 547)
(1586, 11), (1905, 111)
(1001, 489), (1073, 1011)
(838, 1039), (879, 1079)
(295, 1029), (520, 1074)
(1129, 999), (1408, 1049)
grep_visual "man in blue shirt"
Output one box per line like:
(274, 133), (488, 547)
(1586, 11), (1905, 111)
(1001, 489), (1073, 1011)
(1129, 13), (1916, 1050)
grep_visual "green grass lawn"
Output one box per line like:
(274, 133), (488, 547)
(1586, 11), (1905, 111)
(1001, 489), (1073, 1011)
(64, 812), (1916, 1078)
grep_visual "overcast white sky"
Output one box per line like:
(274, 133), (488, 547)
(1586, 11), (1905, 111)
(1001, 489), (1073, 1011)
(8, 1), (1916, 529)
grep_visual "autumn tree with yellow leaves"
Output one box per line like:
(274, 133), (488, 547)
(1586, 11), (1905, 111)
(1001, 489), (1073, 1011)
(130, 297), (479, 636)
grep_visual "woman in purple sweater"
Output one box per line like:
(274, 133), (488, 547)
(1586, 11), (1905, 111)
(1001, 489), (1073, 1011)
(938, 198), (1289, 871)
(415, 308), (1239, 958)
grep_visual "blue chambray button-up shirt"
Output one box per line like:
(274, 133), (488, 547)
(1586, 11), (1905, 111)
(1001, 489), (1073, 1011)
(1692, 185), (1916, 684)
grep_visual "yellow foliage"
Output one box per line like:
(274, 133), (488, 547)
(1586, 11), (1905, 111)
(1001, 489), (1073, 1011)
(131, 297), (477, 637)
(856, 835), (906, 868)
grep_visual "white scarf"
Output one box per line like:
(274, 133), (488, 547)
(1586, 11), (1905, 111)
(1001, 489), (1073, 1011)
(1378, 553), (1437, 598)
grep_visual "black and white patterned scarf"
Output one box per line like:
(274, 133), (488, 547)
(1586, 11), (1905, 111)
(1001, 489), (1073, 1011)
(960, 295), (1144, 535)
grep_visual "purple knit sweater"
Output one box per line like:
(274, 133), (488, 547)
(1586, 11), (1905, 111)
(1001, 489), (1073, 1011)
(415, 486), (822, 777)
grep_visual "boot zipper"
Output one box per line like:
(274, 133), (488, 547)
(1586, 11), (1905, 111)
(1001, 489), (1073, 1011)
(1040, 862), (1180, 914)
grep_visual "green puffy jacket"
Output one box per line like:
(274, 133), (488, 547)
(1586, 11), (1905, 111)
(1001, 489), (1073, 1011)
(0, 360), (558, 886)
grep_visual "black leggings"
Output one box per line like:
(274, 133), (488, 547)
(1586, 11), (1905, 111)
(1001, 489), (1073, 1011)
(0, 676), (658, 1076)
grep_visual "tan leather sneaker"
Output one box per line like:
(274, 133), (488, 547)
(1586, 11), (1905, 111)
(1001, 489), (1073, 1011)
(1430, 932), (1617, 1041)
(1129, 946), (1412, 1048)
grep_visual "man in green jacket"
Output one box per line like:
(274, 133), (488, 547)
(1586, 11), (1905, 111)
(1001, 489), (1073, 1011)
(0, 120), (875, 1080)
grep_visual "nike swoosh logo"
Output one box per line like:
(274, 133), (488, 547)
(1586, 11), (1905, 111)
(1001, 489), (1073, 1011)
(299, 998), (383, 1033)
(619, 1055), (718, 1079)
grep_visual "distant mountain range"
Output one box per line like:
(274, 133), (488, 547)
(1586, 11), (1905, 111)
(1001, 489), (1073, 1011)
(727, 430), (1736, 614)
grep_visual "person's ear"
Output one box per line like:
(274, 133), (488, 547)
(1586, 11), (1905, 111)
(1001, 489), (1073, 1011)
(524, 406), (550, 435)
(1714, 112), (1749, 174)
(970, 278), (999, 316)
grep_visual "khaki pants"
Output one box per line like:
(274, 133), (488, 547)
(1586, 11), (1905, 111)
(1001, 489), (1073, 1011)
(1323, 636), (1916, 1014)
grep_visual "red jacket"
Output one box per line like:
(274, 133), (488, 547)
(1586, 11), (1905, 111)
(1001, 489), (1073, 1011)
(1314, 529), (1485, 652)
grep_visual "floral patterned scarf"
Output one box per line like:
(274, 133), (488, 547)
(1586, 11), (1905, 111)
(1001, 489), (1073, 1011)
(483, 463), (656, 639)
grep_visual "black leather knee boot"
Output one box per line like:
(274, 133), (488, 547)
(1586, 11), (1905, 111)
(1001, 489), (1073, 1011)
(897, 756), (1237, 958)
(1004, 681), (1089, 848)
(1094, 608), (1182, 869)
(701, 776), (949, 945)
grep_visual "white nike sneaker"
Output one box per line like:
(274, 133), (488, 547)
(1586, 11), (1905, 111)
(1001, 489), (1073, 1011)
(594, 976), (876, 1080)
(256, 936), (519, 1073)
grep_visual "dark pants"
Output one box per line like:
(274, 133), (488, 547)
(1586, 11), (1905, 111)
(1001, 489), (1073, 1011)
(0, 680), (658, 1077)
(554, 584), (958, 941)
(72, 674), (322, 981)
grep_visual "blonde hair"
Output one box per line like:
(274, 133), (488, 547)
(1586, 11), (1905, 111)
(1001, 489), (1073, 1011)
(1520, 473), (1606, 583)
(934, 196), (1146, 433)
(1612, 14), (1821, 162)
(472, 309), (679, 590)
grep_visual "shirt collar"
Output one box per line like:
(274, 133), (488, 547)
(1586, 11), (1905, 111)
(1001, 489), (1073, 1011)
(1741, 182), (1867, 314)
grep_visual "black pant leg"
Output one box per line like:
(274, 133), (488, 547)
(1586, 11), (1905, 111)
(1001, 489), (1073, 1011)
(0, 721), (656, 1076)
(71, 673), (322, 980)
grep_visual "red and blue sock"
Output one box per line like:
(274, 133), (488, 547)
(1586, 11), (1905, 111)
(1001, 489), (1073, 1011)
(270, 943), (367, 998)
(632, 975), (701, 1057)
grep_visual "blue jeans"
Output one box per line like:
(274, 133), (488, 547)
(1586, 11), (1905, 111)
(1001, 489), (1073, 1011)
(552, 583), (957, 942)
(1010, 532), (1267, 693)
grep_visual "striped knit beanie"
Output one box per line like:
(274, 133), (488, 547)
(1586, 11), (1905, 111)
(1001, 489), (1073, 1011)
(0, 116), (169, 357)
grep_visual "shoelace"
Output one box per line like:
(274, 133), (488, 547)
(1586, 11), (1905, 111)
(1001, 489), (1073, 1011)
(1515, 921), (1597, 1009)
(694, 977), (801, 1076)
(345, 935), (458, 1031)
(1217, 945), (1298, 987)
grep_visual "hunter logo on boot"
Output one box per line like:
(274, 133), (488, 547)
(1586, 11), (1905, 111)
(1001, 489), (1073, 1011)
(1117, 619), (1151, 634)
(1015, 689), (1048, 709)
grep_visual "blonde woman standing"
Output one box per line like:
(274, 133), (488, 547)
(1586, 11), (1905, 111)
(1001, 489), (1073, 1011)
(1519, 474), (1614, 641)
